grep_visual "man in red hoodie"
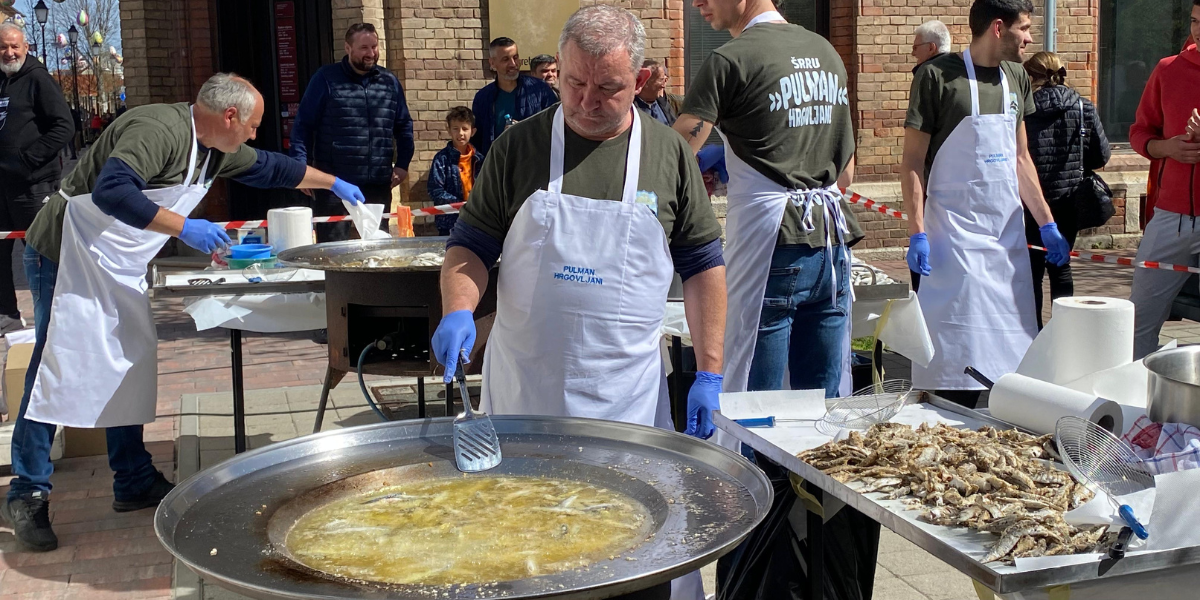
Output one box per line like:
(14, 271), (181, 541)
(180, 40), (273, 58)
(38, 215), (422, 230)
(1128, 0), (1200, 360)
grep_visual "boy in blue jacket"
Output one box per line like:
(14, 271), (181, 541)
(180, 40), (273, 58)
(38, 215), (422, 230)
(428, 107), (482, 235)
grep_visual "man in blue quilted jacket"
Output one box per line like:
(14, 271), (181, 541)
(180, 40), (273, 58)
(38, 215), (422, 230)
(291, 23), (415, 242)
(471, 37), (559, 157)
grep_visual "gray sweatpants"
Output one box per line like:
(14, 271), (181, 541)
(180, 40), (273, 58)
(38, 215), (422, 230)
(1131, 208), (1200, 359)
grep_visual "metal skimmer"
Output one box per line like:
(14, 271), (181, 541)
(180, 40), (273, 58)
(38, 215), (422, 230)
(1055, 415), (1153, 556)
(451, 351), (501, 472)
(822, 379), (914, 430)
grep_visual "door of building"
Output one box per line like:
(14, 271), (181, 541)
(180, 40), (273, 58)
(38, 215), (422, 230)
(214, 0), (334, 219)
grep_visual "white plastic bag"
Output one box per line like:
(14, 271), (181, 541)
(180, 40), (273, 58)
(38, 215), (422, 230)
(341, 201), (390, 240)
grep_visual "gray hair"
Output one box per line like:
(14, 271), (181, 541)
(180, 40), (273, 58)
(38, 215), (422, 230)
(196, 73), (258, 123)
(914, 20), (951, 54)
(0, 22), (27, 43)
(559, 5), (645, 73)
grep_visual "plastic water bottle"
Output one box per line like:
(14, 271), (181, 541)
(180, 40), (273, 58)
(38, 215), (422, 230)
(504, 114), (514, 129)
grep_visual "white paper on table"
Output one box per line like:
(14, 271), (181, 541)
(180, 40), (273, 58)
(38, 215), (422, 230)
(184, 292), (326, 332)
(1145, 468), (1200, 551)
(162, 269), (325, 287)
(1060, 340), (1177, 436)
(851, 292), (935, 368)
(1063, 487), (1157, 535)
(342, 201), (390, 240)
(719, 389), (827, 420)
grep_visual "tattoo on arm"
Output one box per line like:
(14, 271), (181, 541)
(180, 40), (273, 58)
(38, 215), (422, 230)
(688, 120), (705, 140)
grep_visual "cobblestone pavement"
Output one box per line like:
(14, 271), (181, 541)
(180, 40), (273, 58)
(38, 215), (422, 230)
(0, 249), (1191, 599)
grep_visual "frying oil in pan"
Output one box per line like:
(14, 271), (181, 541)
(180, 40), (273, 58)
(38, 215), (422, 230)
(285, 475), (652, 585)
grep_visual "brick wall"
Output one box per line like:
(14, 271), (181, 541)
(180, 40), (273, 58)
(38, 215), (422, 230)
(386, 0), (686, 222)
(121, 0), (213, 107)
(852, 0), (1098, 183)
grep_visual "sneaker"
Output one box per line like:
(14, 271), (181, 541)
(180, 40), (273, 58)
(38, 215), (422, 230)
(311, 328), (328, 345)
(1, 491), (59, 552)
(112, 472), (176, 513)
(0, 314), (25, 336)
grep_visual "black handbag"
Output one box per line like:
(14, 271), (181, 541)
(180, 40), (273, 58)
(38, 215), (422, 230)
(1071, 99), (1115, 230)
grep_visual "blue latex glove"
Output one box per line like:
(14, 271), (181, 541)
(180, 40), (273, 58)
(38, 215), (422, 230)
(432, 309), (476, 383)
(684, 371), (724, 439)
(696, 145), (729, 183)
(179, 219), (231, 254)
(906, 232), (931, 276)
(1039, 223), (1072, 267)
(331, 177), (366, 206)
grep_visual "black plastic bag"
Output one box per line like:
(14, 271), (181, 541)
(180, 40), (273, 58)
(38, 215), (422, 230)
(717, 452), (881, 600)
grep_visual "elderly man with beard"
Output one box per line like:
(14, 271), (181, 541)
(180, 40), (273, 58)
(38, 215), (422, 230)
(291, 22), (414, 242)
(432, 7), (727, 597)
(470, 37), (559, 156)
(0, 23), (73, 335)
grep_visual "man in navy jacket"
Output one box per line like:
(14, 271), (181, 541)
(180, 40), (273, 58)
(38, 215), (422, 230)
(471, 37), (558, 157)
(291, 23), (414, 241)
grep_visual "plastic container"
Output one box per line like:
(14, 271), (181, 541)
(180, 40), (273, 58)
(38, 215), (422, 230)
(227, 256), (277, 270)
(229, 244), (272, 260)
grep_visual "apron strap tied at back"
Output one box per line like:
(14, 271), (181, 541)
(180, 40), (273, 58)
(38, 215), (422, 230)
(786, 184), (849, 305)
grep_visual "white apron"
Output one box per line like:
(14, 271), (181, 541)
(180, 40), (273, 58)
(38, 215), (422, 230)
(479, 106), (703, 600)
(479, 106), (674, 427)
(911, 48), (1037, 390)
(717, 11), (851, 399)
(27, 107), (213, 428)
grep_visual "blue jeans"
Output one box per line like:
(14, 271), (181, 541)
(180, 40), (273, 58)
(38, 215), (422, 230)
(747, 245), (850, 398)
(8, 244), (158, 502)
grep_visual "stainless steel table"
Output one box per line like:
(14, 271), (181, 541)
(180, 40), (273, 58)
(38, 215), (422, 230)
(714, 395), (1200, 597)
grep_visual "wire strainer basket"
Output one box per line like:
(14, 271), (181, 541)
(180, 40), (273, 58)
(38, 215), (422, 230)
(821, 379), (914, 430)
(1055, 415), (1153, 540)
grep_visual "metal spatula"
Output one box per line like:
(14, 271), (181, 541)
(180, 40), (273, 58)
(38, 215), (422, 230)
(451, 350), (502, 472)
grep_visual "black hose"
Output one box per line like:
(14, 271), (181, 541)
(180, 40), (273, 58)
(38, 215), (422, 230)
(358, 343), (390, 422)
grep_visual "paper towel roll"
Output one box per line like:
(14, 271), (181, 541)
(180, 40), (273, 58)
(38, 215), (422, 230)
(989, 373), (1124, 436)
(1016, 296), (1134, 386)
(267, 207), (314, 253)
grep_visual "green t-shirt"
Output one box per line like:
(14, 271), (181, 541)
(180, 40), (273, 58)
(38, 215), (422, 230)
(26, 103), (259, 263)
(459, 107), (723, 248)
(904, 53), (1036, 180)
(682, 22), (862, 247)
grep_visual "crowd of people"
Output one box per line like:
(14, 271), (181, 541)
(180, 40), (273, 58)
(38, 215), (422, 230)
(1, 1), (1199, 599)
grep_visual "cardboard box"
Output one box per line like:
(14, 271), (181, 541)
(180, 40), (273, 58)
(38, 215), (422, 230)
(63, 426), (108, 459)
(4, 342), (100, 458)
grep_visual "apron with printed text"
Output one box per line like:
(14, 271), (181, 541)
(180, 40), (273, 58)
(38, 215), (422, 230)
(911, 49), (1037, 390)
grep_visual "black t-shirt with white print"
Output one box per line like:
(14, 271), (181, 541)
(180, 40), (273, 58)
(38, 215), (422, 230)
(683, 22), (861, 247)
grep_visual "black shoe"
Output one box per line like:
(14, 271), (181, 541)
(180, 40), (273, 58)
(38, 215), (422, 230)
(112, 473), (175, 513)
(1, 491), (59, 552)
(312, 328), (328, 345)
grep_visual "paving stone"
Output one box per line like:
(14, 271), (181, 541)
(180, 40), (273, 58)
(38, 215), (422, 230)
(871, 576), (931, 600)
(900, 571), (979, 600)
(877, 548), (955, 578)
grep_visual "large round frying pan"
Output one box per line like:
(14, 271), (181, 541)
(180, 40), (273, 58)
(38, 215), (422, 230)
(156, 416), (772, 599)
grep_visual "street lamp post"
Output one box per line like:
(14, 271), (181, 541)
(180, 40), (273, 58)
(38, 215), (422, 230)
(91, 40), (102, 114)
(67, 26), (80, 113)
(33, 1), (48, 68)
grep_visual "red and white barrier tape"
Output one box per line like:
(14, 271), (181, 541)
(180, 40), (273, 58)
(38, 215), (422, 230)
(1028, 245), (1200, 275)
(842, 189), (908, 221)
(0, 201), (467, 239)
(840, 189), (1200, 276)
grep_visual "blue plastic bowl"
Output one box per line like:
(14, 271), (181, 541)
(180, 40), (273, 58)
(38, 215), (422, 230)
(229, 244), (273, 259)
